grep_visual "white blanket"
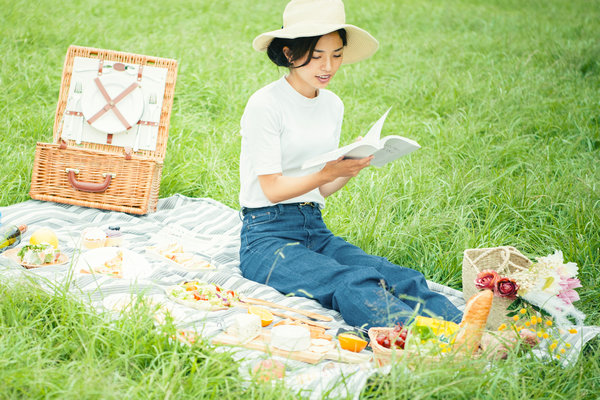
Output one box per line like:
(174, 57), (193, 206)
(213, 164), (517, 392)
(1, 195), (598, 398)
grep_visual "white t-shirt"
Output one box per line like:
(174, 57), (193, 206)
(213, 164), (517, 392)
(239, 76), (344, 208)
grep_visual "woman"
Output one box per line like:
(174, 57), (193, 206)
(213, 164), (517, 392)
(238, 0), (462, 329)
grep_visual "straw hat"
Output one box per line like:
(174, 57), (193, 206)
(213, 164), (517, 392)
(252, 0), (379, 64)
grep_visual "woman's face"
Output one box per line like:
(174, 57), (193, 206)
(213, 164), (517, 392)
(285, 31), (344, 98)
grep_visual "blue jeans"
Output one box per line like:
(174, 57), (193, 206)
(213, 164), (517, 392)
(239, 203), (462, 329)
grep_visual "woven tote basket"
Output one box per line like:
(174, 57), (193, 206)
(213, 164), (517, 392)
(29, 45), (178, 214)
(462, 246), (532, 330)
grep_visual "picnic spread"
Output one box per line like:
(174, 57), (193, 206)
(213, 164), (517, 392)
(2, 44), (599, 399)
(1, 195), (599, 399)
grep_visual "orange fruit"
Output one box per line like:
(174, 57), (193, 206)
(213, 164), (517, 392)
(337, 333), (368, 353)
(248, 306), (274, 327)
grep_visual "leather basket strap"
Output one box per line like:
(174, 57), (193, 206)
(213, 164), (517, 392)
(86, 78), (139, 130)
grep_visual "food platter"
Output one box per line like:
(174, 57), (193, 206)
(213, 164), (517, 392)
(75, 247), (151, 279)
(165, 280), (240, 311)
(1, 247), (69, 269)
(212, 329), (371, 365)
(146, 243), (216, 272)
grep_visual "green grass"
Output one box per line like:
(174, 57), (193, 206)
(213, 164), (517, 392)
(1, 0), (600, 398)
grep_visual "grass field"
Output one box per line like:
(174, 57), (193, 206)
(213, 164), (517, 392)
(1, 0), (599, 398)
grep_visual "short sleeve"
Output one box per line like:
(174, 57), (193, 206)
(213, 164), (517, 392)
(334, 100), (344, 146)
(240, 97), (282, 175)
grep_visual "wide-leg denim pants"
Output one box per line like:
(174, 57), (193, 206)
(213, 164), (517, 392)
(239, 202), (462, 329)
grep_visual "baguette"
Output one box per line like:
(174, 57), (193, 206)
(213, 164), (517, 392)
(453, 289), (493, 355)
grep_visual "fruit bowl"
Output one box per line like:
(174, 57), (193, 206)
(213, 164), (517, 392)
(368, 327), (408, 367)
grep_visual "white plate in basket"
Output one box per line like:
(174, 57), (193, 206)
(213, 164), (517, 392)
(81, 74), (144, 134)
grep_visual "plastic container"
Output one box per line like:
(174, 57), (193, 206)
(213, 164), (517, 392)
(105, 226), (123, 247)
(82, 227), (107, 249)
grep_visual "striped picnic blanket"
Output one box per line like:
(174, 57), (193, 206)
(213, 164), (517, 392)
(1, 195), (598, 399)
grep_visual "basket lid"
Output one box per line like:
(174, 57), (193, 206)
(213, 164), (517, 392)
(53, 45), (178, 161)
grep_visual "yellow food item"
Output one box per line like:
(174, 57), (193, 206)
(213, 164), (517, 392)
(29, 228), (59, 249)
(337, 333), (368, 353)
(248, 306), (274, 327)
(415, 316), (460, 338)
(453, 289), (493, 355)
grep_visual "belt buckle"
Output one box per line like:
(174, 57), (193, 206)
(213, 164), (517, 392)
(299, 201), (314, 207)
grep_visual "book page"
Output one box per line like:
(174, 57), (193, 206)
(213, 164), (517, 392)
(370, 136), (421, 167)
(300, 107), (407, 170)
(362, 107), (392, 144)
(342, 143), (380, 159)
(300, 141), (375, 169)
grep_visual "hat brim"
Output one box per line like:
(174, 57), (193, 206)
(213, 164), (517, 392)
(252, 23), (378, 64)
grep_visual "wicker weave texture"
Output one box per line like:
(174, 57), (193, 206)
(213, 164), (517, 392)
(30, 45), (177, 215)
(367, 327), (412, 367)
(54, 45), (178, 161)
(30, 143), (162, 214)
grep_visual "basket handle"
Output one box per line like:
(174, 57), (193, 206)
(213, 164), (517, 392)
(66, 168), (115, 193)
(466, 246), (532, 275)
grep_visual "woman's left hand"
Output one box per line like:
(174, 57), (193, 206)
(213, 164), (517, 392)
(317, 156), (372, 197)
(322, 155), (373, 179)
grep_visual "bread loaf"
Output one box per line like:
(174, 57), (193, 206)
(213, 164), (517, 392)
(453, 289), (493, 355)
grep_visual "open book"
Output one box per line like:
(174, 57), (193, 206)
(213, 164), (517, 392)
(301, 107), (420, 169)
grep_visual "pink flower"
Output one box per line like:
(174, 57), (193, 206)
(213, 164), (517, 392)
(495, 277), (519, 298)
(558, 289), (580, 305)
(559, 277), (582, 291)
(557, 278), (582, 305)
(475, 270), (499, 290)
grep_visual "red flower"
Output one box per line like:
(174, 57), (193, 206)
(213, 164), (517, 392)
(495, 277), (519, 298)
(475, 270), (499, 290)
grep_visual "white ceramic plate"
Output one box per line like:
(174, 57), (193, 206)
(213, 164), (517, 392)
(75, 247), (151, 279)
(102, 293), (187, 324)
(81, 74), (144, 133)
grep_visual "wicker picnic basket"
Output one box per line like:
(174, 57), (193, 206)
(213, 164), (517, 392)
(462, 246), (532, 330)
(368, 327), (441, 367)
(29, 45), (178, 214)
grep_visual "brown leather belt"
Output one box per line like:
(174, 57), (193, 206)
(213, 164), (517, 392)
(241, 202), (318, 216)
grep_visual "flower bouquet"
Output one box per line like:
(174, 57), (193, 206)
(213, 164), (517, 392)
(463, 246), (585, 331)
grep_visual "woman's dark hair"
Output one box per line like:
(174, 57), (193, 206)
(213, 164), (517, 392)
(266, 29), (347, 68)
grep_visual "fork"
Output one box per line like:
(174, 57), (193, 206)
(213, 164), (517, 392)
(63, 81), (82, 140)
(134, 92), (157, 152)
(73, 82), (85, 144)
(143, 92), (159, 150)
